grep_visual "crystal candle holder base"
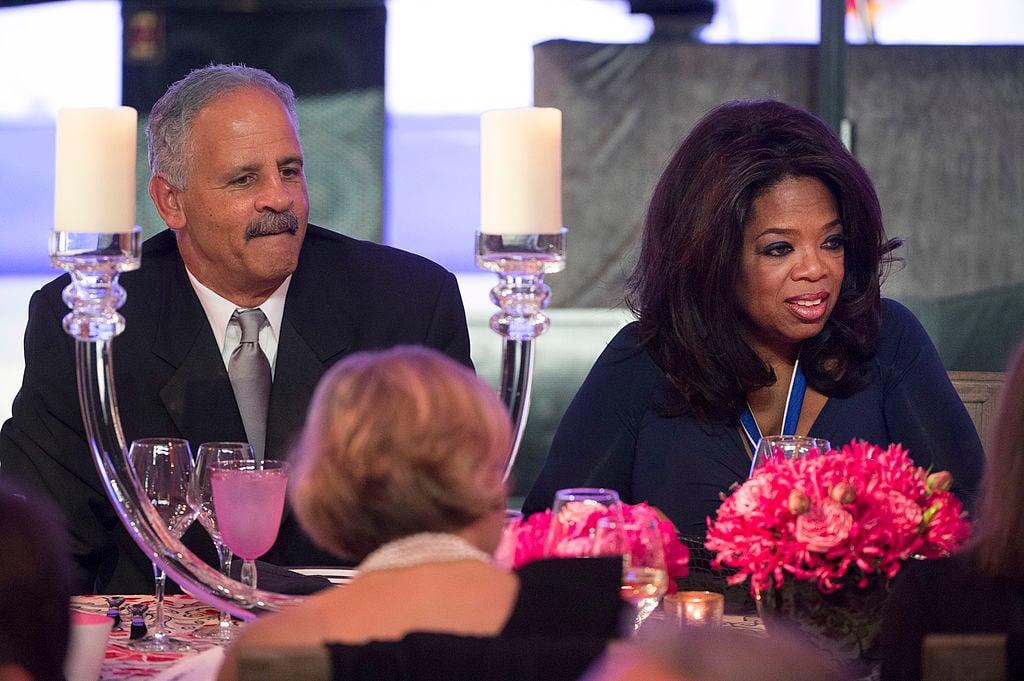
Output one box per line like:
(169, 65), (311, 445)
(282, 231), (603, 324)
(476, 230), (566, 341)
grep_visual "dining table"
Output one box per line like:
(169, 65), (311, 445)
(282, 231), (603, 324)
(72, 594), (233, 681)
(72, 593), (765, 680)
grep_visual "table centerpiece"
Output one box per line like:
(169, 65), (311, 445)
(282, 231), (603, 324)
(705, 440), (971, 673)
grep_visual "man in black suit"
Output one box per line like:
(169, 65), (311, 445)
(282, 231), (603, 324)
(0, 64), (473, 594)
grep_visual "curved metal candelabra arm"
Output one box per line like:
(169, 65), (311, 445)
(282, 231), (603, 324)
(76, 340), (292, 618)
(54, 228), (297, 619)
(497, 338), (535, 477)
(476, 230), (566, 480)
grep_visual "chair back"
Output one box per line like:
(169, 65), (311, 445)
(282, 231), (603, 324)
(237, 646), (331, 681)
(922, 633), (1007, 681)
(236, 635), (610, 681)
(328, 632), (610, 681)
(947, 370), (1004, 455)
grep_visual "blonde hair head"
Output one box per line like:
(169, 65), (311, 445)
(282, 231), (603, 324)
(290, 346), (511, 561)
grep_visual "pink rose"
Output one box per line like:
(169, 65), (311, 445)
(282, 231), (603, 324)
(879, 490), (924, 534)
(731, 475), (772, 515)
(794, 501), (853, 552)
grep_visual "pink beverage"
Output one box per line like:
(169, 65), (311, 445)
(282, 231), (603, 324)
(211, 468), (287, 560)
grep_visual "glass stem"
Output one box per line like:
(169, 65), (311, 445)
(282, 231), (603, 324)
(216, 541), (234, 626)
(240, 559), (257, 589)
(153, 564), (168, 635)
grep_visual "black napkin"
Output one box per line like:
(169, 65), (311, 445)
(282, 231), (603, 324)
(228, 560), (334, 595)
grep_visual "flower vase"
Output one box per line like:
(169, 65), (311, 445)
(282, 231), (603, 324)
(755, 573), (890, 677)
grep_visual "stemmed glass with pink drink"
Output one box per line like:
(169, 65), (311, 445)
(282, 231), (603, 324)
(187, 441), (255, 639)
(210, 459), (289, 590)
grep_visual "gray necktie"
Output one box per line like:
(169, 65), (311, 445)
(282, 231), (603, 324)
(228, 308), (271, 460)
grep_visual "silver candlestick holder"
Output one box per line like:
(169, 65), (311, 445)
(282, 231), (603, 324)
(476, 228), (566, 480)
(52, 227), (293, 619)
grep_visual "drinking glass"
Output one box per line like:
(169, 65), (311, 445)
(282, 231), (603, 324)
(663, 590), (725, 627)
(750, 435), (832, 477)
(601, 517), (668, 632)
(210, 459), (289, 590)
(591, 516), (630, 558)
(187, 441), (255, 640)
(128, 437), (197, 652)
(493, 509), (523, 571)
(544, 487), (624, 558)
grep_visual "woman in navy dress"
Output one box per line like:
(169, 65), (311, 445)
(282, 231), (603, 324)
(524, 99), (984, 540)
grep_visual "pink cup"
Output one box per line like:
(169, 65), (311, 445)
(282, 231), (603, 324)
(64, 610), (114, 681)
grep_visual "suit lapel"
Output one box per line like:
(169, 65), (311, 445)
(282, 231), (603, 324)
(266, 315), (326, 461)
(265, 243), (355, 533)
(150, 259), (247, 442)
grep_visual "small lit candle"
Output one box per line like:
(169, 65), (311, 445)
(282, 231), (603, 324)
(480, 107), (562, 235)
(664, 590), (725, 627)
(54, 107), (137, 234)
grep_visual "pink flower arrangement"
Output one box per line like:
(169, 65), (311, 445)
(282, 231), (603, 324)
(512, 502), (690, 592)
(705, 440), (970, 595)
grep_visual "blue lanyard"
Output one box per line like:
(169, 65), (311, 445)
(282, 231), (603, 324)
(740, 359), (806, 451)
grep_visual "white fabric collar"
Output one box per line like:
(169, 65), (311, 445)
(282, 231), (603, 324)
(185, 268), (290, 358)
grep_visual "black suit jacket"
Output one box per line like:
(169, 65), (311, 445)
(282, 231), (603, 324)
(0, 226), (473, 594)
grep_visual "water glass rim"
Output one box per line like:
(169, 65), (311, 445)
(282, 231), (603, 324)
(553, 486), (621, 500)
(758, 435), (830, 444)
(130, 437), (191, 447)
(197, 440), (253, 449)
(209, 459), (289, 471)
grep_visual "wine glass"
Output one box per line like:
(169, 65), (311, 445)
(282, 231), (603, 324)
(608, 517), (668, 633)
(544, 487), (624, 558)
(210, 459), (289, 590)
(493, 509), (523, 571)
(591, 516), (630, 558)
(128, 437), (197, 652)
(749, 435), (832, 477)
(187, 441), (255, 640)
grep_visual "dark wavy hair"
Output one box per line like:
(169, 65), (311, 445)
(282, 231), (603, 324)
(625, 99), (901, 423)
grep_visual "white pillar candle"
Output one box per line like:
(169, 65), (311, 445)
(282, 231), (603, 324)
(480, 107), (562, 235)
(54, 107), (138, 234)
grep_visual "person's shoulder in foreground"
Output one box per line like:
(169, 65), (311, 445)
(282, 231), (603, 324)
(0, 479), (76, 681)
(216, 346), (625, 681)
(880, 336), (1024, 681)
(216, 346), (516, 679)
(581, 620), (853, 681)
(879, 552), (1024, 681)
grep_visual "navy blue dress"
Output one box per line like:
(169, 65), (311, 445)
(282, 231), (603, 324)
(524, 299), (984, 538)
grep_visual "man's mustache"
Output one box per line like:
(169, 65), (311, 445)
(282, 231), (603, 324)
(246, 211), (299, 240)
